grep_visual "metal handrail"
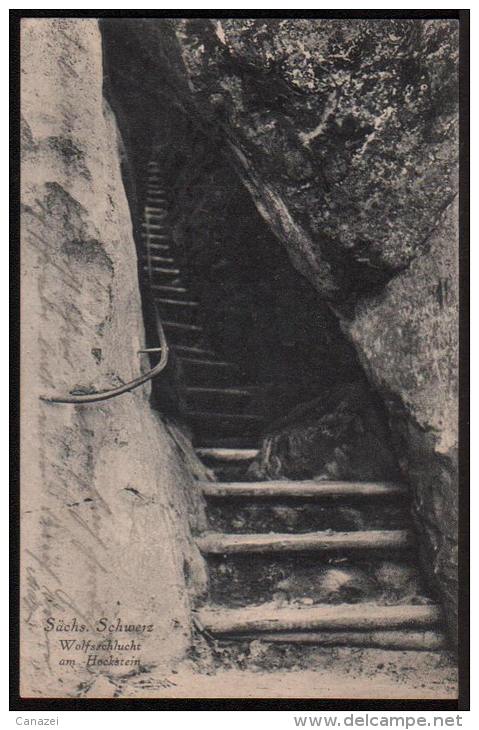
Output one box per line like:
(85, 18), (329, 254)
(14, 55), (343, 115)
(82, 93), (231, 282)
(40, 312), (169, 404)
(41, 160), (171, 405)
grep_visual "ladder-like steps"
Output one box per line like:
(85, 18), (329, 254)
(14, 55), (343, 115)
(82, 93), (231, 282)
(199, 480), (408, 500)
(196, 529), (411, 555)
(196, 603), (442, 636)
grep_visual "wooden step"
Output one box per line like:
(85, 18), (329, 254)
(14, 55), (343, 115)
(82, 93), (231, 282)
(147, 256), (175, 264)
(142, 266), (180, 275)
(195, 436), (260, 449)
(179, 356), (235, 368)
(145, 214), (168, 223)
(188, 387), (253, 397)
(186, 411), (263, 423)
(196, 448), (259, 462)
(163, 321), (203, 332)
(158, 299), (199, 308)
(142, 222), (168, 231)
(143, 231), (168, 239)
(214, 630), (445, 651)
(196, 603), (442, 635)
(199, 480), (408, 500)
(195, 529), (411, 555)
(171, 345), (216, 358)
(151, 285), (187, 294)
(146, 243), (170, 251)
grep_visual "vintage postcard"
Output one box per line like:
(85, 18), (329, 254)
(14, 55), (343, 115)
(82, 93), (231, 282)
(14, 11), (467, 706)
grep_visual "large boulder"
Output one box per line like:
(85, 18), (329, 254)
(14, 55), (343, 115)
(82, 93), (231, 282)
(173, 18), (458, 300)
(248, 383), (400, 481)
(21, 19), (207, 697)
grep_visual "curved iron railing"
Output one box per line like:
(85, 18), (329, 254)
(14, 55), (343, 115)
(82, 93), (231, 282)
(40, 159), (170, 405)
(40, 312), (169, 404)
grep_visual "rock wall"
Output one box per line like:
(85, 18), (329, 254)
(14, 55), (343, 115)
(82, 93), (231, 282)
(20, 19), (208, 697)
(173, 18), (458, 301)
(345, 199), (459, 640)
(158, 18), (459, 640)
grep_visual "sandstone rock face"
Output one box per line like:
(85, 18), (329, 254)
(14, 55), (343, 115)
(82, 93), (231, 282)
(345, 200), (459, 640)
(173, 18), (458, 300)
(20, 19), (207, 697)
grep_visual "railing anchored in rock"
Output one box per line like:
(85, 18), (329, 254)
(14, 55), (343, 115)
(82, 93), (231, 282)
(40, 163), (170, 405)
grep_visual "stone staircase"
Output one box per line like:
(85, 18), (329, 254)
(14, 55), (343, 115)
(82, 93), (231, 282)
(192, 449), (447, 654)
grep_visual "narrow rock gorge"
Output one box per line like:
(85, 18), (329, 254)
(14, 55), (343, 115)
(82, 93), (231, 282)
(20, 16), (459, 699)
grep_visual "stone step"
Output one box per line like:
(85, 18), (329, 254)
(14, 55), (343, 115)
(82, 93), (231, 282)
(196, 603), (442, 636)
(205, 499), (408, 534)
(196, 529), (411, 555)
(216, 630), (445, 651)
(200, 480), (408, 500)
(205, 554), (427, 608)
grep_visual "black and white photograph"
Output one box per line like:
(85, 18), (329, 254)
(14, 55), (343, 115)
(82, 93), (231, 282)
(13, 10), (468, 707)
